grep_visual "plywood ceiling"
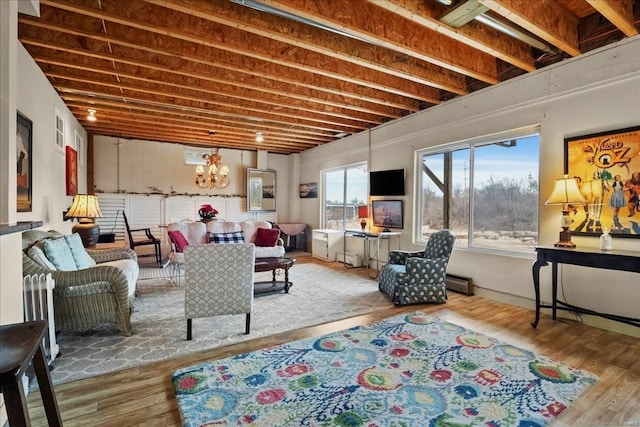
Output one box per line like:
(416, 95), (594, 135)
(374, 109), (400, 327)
(18, 0), (639, 154)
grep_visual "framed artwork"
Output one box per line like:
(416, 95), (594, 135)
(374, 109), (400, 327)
(372, 200), (403, 231)
(55, 107), (65, 153)
(247, 168), (276, 212)
(16, 112), (33, 212)
(565, 125), (640, 238)
(66, 146), (78, 196)
(299, 182), (318, 198)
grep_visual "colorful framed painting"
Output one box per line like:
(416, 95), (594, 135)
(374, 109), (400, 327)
(565, 125), (640, 238)
(16, 112), (33, 212)
(66, 146), (78, 196)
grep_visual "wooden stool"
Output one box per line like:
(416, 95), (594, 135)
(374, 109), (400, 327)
(0, 320), (62, 427)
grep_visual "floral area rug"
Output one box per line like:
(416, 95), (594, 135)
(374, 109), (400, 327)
(173, 311), (597, 427)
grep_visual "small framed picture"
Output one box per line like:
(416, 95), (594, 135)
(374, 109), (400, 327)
(55, 107), (65, 153)
(299, 182), (318, 198)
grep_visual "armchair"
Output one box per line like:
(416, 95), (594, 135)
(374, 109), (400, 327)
(184, 243), (255, 340)
(22, 230), (139, 335)
(123, 211), (162, 264)
(378, 229), (455, 305)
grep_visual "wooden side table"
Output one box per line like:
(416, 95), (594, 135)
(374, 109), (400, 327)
(0, 320), (62, 427)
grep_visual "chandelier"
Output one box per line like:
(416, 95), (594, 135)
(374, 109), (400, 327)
(195, 148), (230, 189)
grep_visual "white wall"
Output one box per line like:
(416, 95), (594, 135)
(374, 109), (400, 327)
(298, 36), (640, 336)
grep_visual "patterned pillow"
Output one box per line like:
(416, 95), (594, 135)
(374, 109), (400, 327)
(208, 231), (245, 244)
(43, 237), (78, 271)
(65, 233), (97, 269)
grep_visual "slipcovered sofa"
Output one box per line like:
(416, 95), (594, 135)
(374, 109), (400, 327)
(22, 230), (139, 335)
(166, 219), (285, 284)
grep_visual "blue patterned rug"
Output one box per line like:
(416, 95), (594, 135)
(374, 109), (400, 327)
(173, 312), (597, 426)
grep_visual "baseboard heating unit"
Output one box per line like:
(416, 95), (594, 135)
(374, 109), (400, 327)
(445, 273), (474, 296)
(337, 251), (363, 268)
(23, 273), (59, 363)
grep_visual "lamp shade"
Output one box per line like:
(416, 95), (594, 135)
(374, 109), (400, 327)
(66, 194), (103, 219)
(358, 205), (369, 219)
(545, 175), (586, 205)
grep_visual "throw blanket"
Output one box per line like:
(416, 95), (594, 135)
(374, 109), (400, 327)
(173, 312), (597, 426)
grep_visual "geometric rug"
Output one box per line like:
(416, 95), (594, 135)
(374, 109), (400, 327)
(173, 311), (598, 427)
(51, 262), (393, 384)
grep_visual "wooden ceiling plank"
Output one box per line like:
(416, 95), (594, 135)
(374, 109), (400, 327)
(373, 0), (535, 72)
(39, 0), (441, 103)
(54, 79), (373, 131)
(586, 0), (638, 37)
(19, 16), (421, 112)
(478, 0), (581, 56)
(42, 62), (392, 124)
(147, 0), (468, 95)
(256, 0), (498, 83)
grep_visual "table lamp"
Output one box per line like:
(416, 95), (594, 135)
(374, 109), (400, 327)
(65, 194), (104, 247)
(545, 175), (586, 248)
(358, 205), (369, 231)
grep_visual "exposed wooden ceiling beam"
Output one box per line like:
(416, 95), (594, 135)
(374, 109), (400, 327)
(587, 0), (638, 37)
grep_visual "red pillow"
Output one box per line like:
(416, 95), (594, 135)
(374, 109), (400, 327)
(254, 227), (280, 247)
(167, 230), (189, 253)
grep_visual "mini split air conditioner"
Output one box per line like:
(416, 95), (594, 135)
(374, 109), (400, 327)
(183, 146), (211, 165)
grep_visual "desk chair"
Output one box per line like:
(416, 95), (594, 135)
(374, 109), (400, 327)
(123, 211), (161, 264)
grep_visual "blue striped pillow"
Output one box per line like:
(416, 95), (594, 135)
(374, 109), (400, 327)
(208, 231), (245, 244)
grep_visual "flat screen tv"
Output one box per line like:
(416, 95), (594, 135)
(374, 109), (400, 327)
(369, 169), (405, 196)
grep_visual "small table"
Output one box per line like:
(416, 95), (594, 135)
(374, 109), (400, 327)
(254, 257), (295, 294)
(0, 320), (63, 427)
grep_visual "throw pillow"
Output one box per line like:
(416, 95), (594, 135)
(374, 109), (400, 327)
(254, 227), (280, 247)
(27, 244), (57, 270)
(208, 231), (245, 244)
(168, 230), (189, 253)
(65, 233), (97, 269)
(43, 237), (78, 271)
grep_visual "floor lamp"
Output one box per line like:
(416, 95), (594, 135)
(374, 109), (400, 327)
(65, 194), (104, 248)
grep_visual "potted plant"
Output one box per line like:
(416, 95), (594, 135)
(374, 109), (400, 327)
(198, 204), (218, 222)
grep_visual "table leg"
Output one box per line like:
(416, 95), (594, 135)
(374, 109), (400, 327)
(531, 259), (545, 328)
(284, 265), (290, 293)
(33, 343), (63, 427)
(552, 261), (558, 320)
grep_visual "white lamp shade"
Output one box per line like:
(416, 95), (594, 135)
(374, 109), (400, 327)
(545, 175), (587, 205)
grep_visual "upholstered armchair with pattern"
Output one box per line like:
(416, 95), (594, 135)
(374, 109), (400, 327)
(184, 243), (255, 340)
(378, 229), (455, 305)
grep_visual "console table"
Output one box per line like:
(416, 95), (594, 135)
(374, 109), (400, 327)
(531, 246), (640, 329)
(343, 230), (401, 278)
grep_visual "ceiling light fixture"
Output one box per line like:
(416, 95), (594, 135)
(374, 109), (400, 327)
(194, 148), (230, 189)
(255, 131), (264, 143)
(86, 108), (97, 122)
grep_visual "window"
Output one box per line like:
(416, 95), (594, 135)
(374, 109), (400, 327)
(418, 128), (540, 253)
(322, 162), (368, 230)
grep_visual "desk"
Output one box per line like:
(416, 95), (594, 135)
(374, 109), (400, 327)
(531, 246), (640, 329)
(343, 230), (401, 278)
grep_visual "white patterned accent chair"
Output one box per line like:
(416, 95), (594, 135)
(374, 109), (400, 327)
(184, 243), (255, 340)
(378, 229), (455, 305)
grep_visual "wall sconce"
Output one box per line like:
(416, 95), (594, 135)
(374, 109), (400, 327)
(545, 175), (587, 248)
(86, 108), (97, 122)
(195, 148), (230, 189)
(64, 194), (104, 247)
(255, 131), (264, 143)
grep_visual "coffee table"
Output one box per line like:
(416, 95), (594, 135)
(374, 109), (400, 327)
(254, 257), (295, 294)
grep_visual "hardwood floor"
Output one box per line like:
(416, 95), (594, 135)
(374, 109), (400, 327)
(27, 259), (640, 426)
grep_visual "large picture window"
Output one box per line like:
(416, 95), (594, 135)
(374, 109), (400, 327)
(418, 128), (540, 253)
(322, 162), (368, 230)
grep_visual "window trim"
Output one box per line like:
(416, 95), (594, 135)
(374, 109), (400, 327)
(414, 125), (540, 254)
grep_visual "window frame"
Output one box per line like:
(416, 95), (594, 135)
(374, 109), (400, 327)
(415, 126), (541, 255)
(321, 161), (368, 230)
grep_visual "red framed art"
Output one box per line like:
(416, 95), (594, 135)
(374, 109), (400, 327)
(66, 146), (78, 196)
